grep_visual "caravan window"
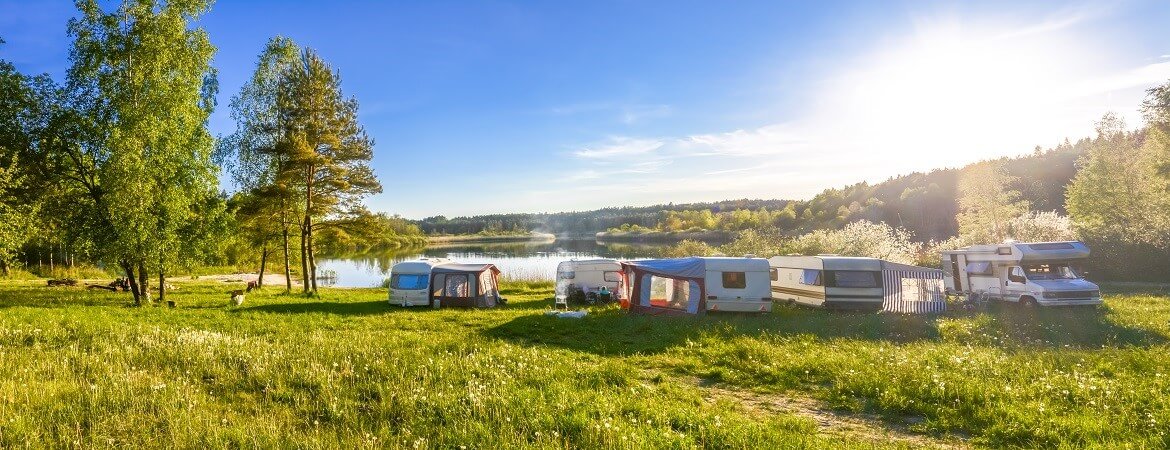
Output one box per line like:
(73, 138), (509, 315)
(558, 271), (575, 280)
(603, 271), (621, 282)
(799, 269), (822, 286)
(722, 272), (746, 289)
(390, 274), (428, 290)
(770, 268), (778, 281)
(826, 271), (880, 288)
(965, 261), (992, 275)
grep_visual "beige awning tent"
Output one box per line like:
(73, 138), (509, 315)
(430, 263), (501, 308)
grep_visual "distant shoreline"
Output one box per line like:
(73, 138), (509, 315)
(594, 230), (736, 243)
(425, 232), (557, 245)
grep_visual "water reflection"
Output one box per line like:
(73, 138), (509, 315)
(313, 239), (667, 288)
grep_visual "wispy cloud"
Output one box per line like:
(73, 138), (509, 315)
(572, 137), (664, 159)
(547, 102), (672, 125)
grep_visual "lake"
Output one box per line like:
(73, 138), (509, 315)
(313, 239), (667, 288)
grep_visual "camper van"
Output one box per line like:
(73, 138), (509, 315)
(768, 256), (885, 309)
(555, 259), (626, 306)
(940, 241), (1101, 307)
(387, 258), (449, 306)
(620, 257), (772, 314)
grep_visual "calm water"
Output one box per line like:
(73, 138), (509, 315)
(313, 239), (666, 288)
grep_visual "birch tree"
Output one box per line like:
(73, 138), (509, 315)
(220, 36), (303, 292)
(65, 0), (218, 304)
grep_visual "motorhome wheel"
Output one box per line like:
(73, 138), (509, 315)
(1019, 296), (1037, 308)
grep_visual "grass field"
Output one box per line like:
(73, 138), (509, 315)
(0, 279), (1168, 448)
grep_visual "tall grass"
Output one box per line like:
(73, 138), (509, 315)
(0, 279), (1167, 447)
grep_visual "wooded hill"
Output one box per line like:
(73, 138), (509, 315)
(418, 138), (1088, 241)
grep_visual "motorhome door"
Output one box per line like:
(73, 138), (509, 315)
(1004, 266), (1027, 301)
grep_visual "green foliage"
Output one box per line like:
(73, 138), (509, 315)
(1067, 114), (1170, 280)
(956, 161), (1029, 244)
(660, 239), (719, 257)
(64, 0), (220, 302)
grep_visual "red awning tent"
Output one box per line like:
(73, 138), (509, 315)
(620, 258), (707, 315)
(429, 263), (501, 308)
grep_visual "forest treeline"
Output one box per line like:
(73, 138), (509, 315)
(419, 137), (1083, 240)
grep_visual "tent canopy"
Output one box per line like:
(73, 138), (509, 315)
(621, 257), (706, 279)
(621, 258), (708, 315)
(429, 263), (501, 308)
(433, 264), (500, 275)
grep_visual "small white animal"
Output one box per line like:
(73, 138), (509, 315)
(230, 289), (245, 306)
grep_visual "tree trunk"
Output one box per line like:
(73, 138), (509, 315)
(307, 217), (317, 292)
(122, 261), (141, 306)
(282, 225), (292, 292)
(158, 270), (165, 305)
(138, 262), (150, 305)
(258, 246), (268, 288)
(304, 222), (313, 292)
(49, 244), (54, 273)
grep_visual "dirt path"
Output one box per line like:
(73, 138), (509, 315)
(173, 273), (300, 286)
(688, 377), (968, 449)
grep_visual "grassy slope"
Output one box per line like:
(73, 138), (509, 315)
(0, 280), (1167, 448)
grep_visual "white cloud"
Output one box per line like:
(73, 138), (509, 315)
(572, 137), (664, 159)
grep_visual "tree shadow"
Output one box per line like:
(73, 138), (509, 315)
(960, 302), (1169, 348)
(484, 301), (1168, 357)
(482, 305), (949, 357)
(234, 300), (397, 316)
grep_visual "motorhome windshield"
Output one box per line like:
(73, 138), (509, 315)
(1023, 263), (1080, 280)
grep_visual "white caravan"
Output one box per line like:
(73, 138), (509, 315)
(388, 258), (450, 306)
(555, 259), (626, 306)
(701, 257), (773, 312)
(768, 256), (885, 310)
(940, 241), (1102, 307)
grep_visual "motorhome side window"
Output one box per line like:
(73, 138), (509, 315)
(722, 272), (746, 289)
(826, 271), (880, 288)
(559, 271), (575, 279)
(965, 261), (992, 275)
(799, 269), (822, 286)
(603, 271), (621, 282)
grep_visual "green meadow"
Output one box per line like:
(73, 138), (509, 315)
(1, 279), (1168, 448)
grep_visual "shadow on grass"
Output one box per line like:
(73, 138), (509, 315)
(967, 302), (1168, 348)
(483, 305), (949, 357)
(235, 300), (395, 316)
(485, 301), (1168, 356)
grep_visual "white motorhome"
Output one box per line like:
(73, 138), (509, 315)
(555, 259), (626, 306)
(387, 258), (450, 306)
(940, 241), (1102, 307)
(701, 257), (773, 313)
(769, 256), (885, 310)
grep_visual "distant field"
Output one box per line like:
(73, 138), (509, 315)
(0, 280), (1168, 448)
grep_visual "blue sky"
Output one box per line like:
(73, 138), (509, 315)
(3, 1), (1169, 218)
